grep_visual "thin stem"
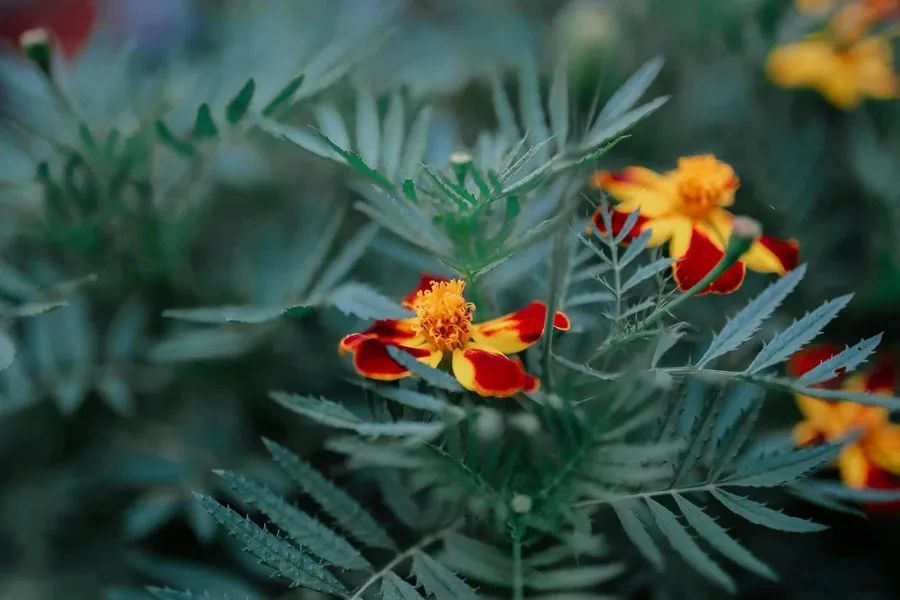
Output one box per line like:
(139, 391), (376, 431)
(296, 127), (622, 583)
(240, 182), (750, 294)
(348, 521), (462, 600)
(571, 483), (715, 508)
(511, 531), (525, 600)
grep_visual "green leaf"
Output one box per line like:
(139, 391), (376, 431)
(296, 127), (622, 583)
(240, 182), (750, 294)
(595, 56), (664, 125)
(381, 93), (405, 182)
(308, 222), (380, 301)
(490, 73), (520, 140)
(381, 572), (427, 600)
(326, 437), (428, 468)
(0, 330), (15, 372)
(526, 565), (625, 591)
(611, 501), (664, 571)
(226, 79), (256, 124)
(329, 282), (414, 320)
(357, 383), (463, 416)
(215, 470), (370, 569)
(797, 334), (882, 387)
(162, 306), (289, 324)
(519, 54), (551, 162)
(411, 553), (478, 600)
(257, 119), (333, 158)
(314, 103), (351, 151)
(122, 493), (179, 540)
(356, 86), (381, 170)
(621, 258), (676, 293)
(583, 96), (668, 150)
(155, 121), (196, 157)
(4, 300), (70, 319)
(148, 589), (228, 600)
(97, 371), (134, 416)
(645, 498), (735, 593)
(697, 265), (806, 367)
(439, 534), (517, 587)
(708, 384), (764, 480)
(710, 489), (826, 533)
(315, 130), (394, 188)
(192, 104), (219, 139)
(399, 107), (433, 180)
(386, 345), (465, 392)
(262, 74), (305, 117)
(746, 293), (854, 374)
(549, 54), (570, 153)
(193, 494), (346, 595)
(263, 438), (396, 549)
(673, 494), (777, 581)
(725, 440), (845, 488)
(146, 327), (262, 362)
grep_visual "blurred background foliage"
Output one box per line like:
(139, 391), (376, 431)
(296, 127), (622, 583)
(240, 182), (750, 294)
(1, 0), (899, 598)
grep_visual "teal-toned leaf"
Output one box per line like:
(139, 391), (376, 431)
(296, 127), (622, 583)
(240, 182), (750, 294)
(490, 73), (520, 141)
(708, 384), (764, 480)
(122, 493), (180, 540)
(187, 497), (217, 543)
(97, 371), (133, 416)
(0, 330), (15, 372)
(356, 86), (381, 170)
(399, 107), (433, 180)
(566, 292), (615, 308)
(269, 392), (362, 428)
(262, 74), (305, 117)
(611, 501), (663, 571)
(797, 334), (882, 386)
(162, 306), (288, 324)
(215, 470), (370, 570)
(329, 283), (413, 320)
(595, 56), (664, 125)
(746, 294), (853, 374)
(193, 494), (345, 594)
(326, 436), (428, 469)
(646, 498), (734, 592)
(381, 572), (427, 600)
(315, 130), (394, 188)
(411, 553), (478, 600)
(673, 494), (777, 580)
(257, 119), (333, 158)
(549, 54), (570, 153)
(622, 258), (676, 293)
(146, 327), (260, 362)
(518, 54), (551, 162)
(527, 565), (624, 591)
(583, 96), (668, 150)
(439, 534), (515, 586)
(381, 93), (405, 182)
(106, 297), (148, 361)
(725, 440), (845, 487)
(308, 222), (380, 301)
(314, 103), (351, 155)
(263, 439), (396, 549)
(710, 489), (826, 533)
(148, 589), (228, 600)
(651, 324), (688, 368)
(226, 79), (256, 124)
(4, 300), (69, 319)
(155, 121), (196, 157)
(386, 345), (464, 392)
(192, 104), (219, 139)
(619, 227), (653, 268)
(697, 265), (807, 367)
(357, 383), (463, 417)
(613, 209), (643, 245)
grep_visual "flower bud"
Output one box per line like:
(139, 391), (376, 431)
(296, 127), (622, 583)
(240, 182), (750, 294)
(19, 28), (53, 77)
(511, 494), (533, 514)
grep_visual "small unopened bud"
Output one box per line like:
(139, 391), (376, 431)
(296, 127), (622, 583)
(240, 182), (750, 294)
(731, 216), (762, 241)
(449, 151), (473, 186)
(511, 494), (533, 514)
(509, 412), (541, 436)
(475, 407), (504, 441)
(19, 28), (53, 77)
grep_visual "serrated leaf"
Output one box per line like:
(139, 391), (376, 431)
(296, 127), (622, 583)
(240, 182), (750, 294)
(263, 439), (396, 549)
(148, 589), (228, 600)
(613, 210), (642, 245)
(146, 327), (259, 362)
(651, 324), (688, 368)
(382, 572), (427, 600)
(386, 345), (464, 392)
(710, 489), (826, 533)
(314, 104), (351, 152)
(619, 228), (653, 268)
(193, 494), (345, 594)
(708, 384), (764, 480)
(382, 93), (405, 182)
(797, 334), (882, 386)
(622, 258), (676, 293)
(226, 79), (255, 124)
(527, 565), (624, 591)
(4, 300), (69, 319)
(725, 439), (845, 487)
(308, 222), (380, 301)
(262, 74), (305, 117)
(595, 56), (664, 125)
(673, 494), (777, 581)
(439, 534), (516, 586)
(585, 96), (668, 149)
(162, 306), (288, 324)
(611, 501), (664, 571)
(329, 283), (414, 320)
(411, 553), (478, 600)
(697, 265), (807, 367)
(215, 470), (369, 570)
(356, 383), (464, 417)
(646, 498), (734, 592)
(0, 330), (15, 372)
(356, 86), (381, 170)
(399, 107), (433, 180)
(327, 436), (428, 468)
(257, 119), (333, 158)
(746, 294), (853, 374)
(155, 121), (195, 157)
(566, 292), (615, 308)
(192, 104), (219, 139)
(315, 130), (394, 188)
(549, 54), (569, 153)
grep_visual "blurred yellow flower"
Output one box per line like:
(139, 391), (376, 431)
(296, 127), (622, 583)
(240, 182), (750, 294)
(766, 33), (898, 109)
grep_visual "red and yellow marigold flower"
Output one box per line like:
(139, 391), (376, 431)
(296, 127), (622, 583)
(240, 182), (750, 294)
(588, 155), (800, 295)
(338, 275), (571, 398)
(788, 346), (900, 505)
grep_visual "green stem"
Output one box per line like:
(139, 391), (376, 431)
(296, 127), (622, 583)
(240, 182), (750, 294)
(511, 531), (525, 600)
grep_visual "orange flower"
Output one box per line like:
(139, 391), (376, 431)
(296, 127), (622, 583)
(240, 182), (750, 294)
(766, 32), (899, 110)
(788, 346), (900, 498)
(0, 0), (96, 59)
(588, 155), (800, 295)
(338, 275), (571, 398)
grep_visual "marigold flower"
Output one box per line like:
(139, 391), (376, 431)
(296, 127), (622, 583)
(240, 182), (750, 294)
(338, 275), (571, 398)
(0, 0), (96, 59)
(766, 31), (899, 109)
(588, 155), (800, 295)
(788, 346), (900, 504)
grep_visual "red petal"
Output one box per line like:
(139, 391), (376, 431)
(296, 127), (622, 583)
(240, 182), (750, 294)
(786, 344), (845, 389)
(452, 347), (540, 397)
(472, 301), (570, 354)
(865, 354), (896, 395)
(757, 235), (800, 273)
(672, 228), (746, 295)
(339, 319), (419, 355)
(590, 208), (649, 245)
(352, 339), (431, 381)
(0, 0), (96, 58)
(864, 467), (900, 515)
(401, 274), (449, 309)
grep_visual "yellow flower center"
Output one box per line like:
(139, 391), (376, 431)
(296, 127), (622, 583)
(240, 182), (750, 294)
(412, 279), (475, 351)
(673, 155), (738, 220)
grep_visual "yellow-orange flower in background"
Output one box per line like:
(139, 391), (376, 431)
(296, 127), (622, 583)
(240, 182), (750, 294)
(338, 275), (570, 398)
(588, 155), (800, 295)
(788, 346), (900, 508)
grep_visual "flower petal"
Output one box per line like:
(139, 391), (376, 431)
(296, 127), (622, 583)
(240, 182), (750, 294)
(793, 420), (824, 447)
(352, 339), (441, 381)
(867, 424), (900, 475)
(794, 393), (839, 432)
(765, 37), (840, 89)
(401, 274), (449, 309)
(786, 344), (845, 388)
(588, 167), (676, 218)
(471, 301), (570, 354)
(589, 208), (651, 245)
(451, 344), (539, 397)
(862, 466), (900, 514)
(864, 354), (896, 395)
(838, 443), (870, 488)
(338, 318), (422, 355)
(742, 235), (801, 275)
(670, 227), (746, 295)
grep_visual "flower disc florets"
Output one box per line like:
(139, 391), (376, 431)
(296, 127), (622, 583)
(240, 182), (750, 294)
(412, 279), (476, 351)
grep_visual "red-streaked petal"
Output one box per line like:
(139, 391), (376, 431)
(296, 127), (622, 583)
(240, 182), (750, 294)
(338, 319), (421, 355)
(401, 274), (450, 309)
(588, 167), (675, 218)
(589, 208), (650, 245)
(863, 466), (900, 515)
(786, 344), (845, 389)
(352, 339), (437, 381)
(339, 333), (371, 355)
(742, 235), (801, 275)
(471, 301), (570, 354)
(0, 0), (96, 58)
(452, 345), (539, 398)
(865, 354), (896, 395)
(671, 228), (746, 295)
